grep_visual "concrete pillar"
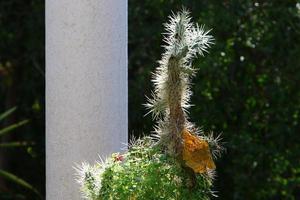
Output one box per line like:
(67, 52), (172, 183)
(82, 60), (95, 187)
(46, 1), (127, 199)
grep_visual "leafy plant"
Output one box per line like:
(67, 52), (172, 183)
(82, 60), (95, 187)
(0, 107), (41, 199)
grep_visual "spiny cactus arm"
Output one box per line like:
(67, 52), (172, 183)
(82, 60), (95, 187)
(146, 9), (214, 158)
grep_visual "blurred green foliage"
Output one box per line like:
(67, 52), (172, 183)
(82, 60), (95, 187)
(0, 0), (44, 199)
(0, 107), (41, 199)
(129, 0), (300, 199)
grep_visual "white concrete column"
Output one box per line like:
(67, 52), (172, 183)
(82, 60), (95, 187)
(46, 1), (127, 199)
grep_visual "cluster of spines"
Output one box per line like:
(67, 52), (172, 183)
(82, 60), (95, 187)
(145, 9), (219, 155)
(145, 9), (213, 119)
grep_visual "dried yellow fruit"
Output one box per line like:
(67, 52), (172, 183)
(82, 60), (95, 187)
(182, 129), (215, 173)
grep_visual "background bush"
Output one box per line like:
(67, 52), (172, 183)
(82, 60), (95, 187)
(129, 1), (300, 199)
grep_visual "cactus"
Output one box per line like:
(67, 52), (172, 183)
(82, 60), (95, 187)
(76, 9), (223, 200)
(145, 8), (214, 159)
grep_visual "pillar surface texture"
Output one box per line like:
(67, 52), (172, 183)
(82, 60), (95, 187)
(46, 1), (127, 199)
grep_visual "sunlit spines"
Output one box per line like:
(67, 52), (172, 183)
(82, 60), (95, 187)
(145, 9), (214, 122)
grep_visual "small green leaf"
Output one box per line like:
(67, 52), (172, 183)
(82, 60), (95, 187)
(0, 120), (29, 137)
(0, 107), (17, 122)
(0, 169), (42, 199)
(0, 141), (35, 148)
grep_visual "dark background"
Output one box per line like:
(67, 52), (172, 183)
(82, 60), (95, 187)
(0, 1), (44, 199)
(0, 0), (299, 199)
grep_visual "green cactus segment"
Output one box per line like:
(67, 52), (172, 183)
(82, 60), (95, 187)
(78, 139), (213, 200)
